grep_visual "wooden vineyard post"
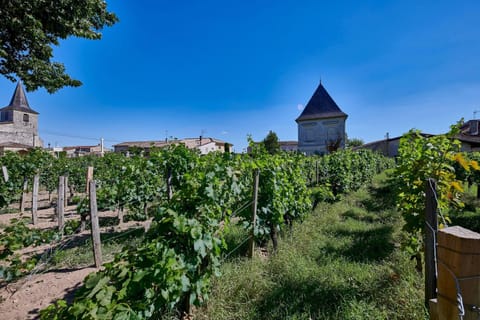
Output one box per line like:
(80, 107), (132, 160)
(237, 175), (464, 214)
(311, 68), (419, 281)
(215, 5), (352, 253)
(64, 176), (68, 208)
(1, 166), (8, 182)
(57, 176), (65, 233)
(86, 166), (94, 194)
(436, 226), (480, 320)
(31, 174), (39, 225)
(89, 180), (103, 268)
(425, 178), (438, 309)
(118, 207), (124, 224)
(20, 178), (28, 214)
(248, 169), (260, 258)
(166, 167), (173, 200)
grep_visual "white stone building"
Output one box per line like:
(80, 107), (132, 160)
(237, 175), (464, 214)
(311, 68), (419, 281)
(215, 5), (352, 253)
(296, 83), (347, 155)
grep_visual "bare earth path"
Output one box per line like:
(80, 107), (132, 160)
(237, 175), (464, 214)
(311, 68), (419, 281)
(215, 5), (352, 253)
(0, 266), (96, 320)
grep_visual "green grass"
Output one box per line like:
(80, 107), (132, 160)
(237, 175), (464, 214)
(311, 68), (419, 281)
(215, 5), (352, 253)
(198, 174), (427, 320)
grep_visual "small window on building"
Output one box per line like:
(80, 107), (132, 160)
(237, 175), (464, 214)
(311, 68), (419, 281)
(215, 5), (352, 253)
(23, 114), (29, 122)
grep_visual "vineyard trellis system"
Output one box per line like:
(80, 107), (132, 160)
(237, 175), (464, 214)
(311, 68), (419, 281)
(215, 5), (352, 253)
(0, 145), (393, 319)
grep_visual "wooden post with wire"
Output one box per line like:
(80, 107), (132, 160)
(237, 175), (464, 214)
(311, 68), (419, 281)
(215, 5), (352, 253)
(425, 178), (438, 310)
(57, 176), (65, 233)
(2, 166), (8, 182)
(31, 174), (39, 225)
(89, 180), (102, 268)
(248, 169), (260, 258)
(64, 176), (68, 208)
(20, 178), (28, 213)
(86, 166), (94, 194)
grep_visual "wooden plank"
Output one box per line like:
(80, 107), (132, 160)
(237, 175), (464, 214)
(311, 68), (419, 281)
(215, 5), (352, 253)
(89, 180), (102, 268)
(248, 169), (260, 258)
(2, 166), (8, 182)
(425, 178), (438, 309)
(437, 226), (480, 320)
(57, 176), (65, 233)
(31, 175), (39, 225)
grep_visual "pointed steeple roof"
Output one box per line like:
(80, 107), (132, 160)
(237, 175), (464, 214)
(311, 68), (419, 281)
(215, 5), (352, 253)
(296, 82), (346, 122)
(1, 82), (39, 114)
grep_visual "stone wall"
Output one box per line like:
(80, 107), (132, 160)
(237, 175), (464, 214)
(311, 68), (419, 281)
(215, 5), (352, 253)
(0, 111), (42, 147)
(298, 117), (346, 155)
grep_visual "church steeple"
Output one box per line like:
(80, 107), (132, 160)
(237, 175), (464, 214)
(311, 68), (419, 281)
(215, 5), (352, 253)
(2, 82), (39, 114)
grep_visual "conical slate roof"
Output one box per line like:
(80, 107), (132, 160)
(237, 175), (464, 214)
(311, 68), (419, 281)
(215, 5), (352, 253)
(1, 82), (39, 114)
(296, 83), (346, 122)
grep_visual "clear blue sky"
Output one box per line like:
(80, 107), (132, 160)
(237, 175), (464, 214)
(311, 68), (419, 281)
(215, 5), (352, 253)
(1, 0), (479, 152)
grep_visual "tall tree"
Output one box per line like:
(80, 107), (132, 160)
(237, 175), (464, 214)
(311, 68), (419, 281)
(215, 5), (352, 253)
(263, 130), (280, 154)
(0, 0), (118, 93)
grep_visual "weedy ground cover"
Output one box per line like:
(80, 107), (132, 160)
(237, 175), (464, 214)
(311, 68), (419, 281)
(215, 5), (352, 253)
(199, 174), (427, 320)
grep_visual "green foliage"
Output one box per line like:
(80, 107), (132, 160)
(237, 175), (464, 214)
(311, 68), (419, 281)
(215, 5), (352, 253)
(262, 130), (280, 154)
(4, 144), (392, 318)
(0, 218), (60, 259)
(38, 144), (317, 318)
(0, 0), (118, 92)
(304, 149), (394, 194)
(346, 137), (364, 148)
(0, 218), (79, 282)
(394, 126), (478, 254)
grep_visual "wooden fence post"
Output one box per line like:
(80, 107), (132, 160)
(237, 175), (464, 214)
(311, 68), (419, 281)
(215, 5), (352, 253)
(166, 167), (173, 200)
(89, 180), (103, 268)
(20, 178), (28, 214)
(64, 176), (68, 208)
(425, 178), (438, 309)
(436, 226), (480, 320)
(57, 176), (65, 233)
(2, 166), (8, 182)
(248, 169), (260, 258)
(31, 174), (39, 225)
(86, 166), (94, 194)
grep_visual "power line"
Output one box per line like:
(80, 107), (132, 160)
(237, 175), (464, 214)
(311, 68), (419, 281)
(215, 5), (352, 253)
(39, 130), (121, 143)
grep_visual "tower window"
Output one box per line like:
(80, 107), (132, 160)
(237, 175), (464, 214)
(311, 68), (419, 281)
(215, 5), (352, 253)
(23, 114), (29, 122)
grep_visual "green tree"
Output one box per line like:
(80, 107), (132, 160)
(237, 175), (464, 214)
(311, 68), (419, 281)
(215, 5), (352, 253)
(346, 137), (364, 148)
(263, 130), (280, 154)
(0, 0), (118, 93)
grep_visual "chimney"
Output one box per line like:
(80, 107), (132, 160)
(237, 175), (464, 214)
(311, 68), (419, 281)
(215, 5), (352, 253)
(470, 120), (479, 135)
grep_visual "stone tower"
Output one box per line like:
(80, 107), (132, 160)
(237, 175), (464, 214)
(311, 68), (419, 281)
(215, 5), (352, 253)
(0, 82), (42, 147)
(296, 83), (347, 155)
